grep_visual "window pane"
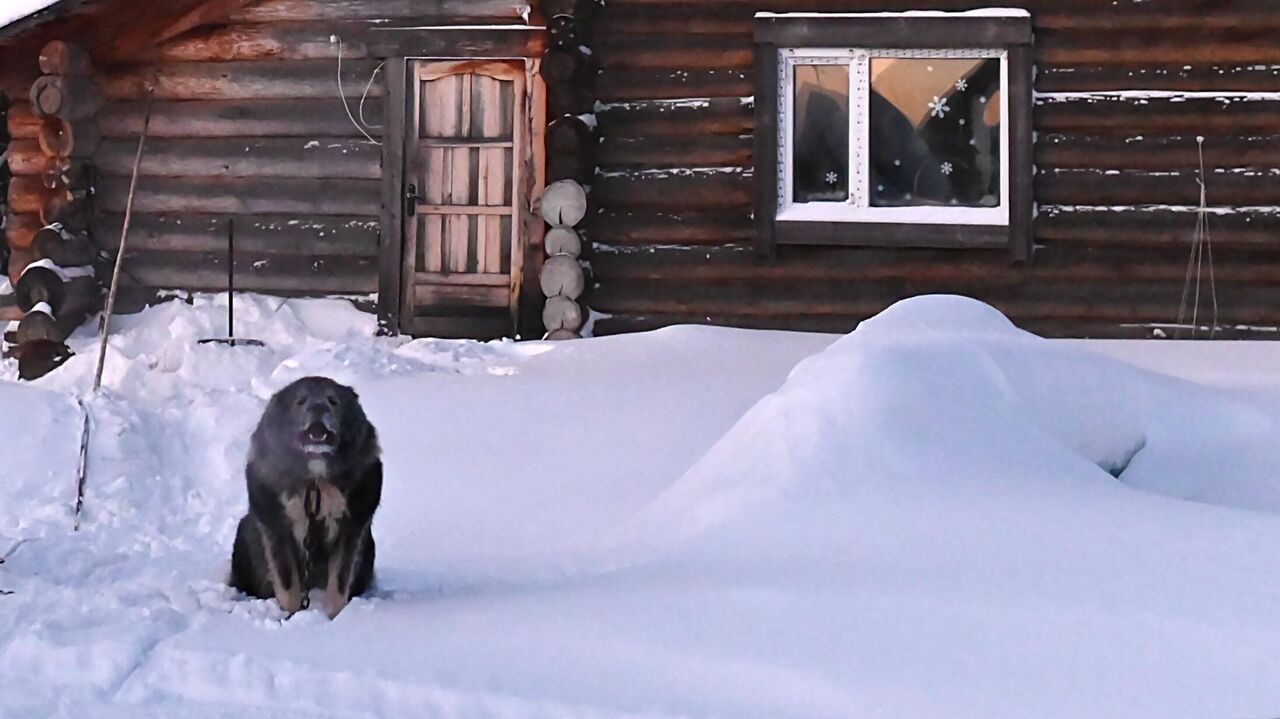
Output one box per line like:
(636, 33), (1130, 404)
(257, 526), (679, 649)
(868, 57), (1001, 208)
(792, 64), (849, 203)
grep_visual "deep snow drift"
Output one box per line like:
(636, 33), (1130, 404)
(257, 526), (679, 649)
(3, 293), (1280, 718)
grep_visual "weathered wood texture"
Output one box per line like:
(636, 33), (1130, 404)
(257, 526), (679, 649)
(1, 0), (537, 300)
(589, 0), (1280, 339)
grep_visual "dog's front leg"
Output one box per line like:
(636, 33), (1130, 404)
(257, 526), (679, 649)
(260, 520), (306, 615)
(322, 523), (367, 619)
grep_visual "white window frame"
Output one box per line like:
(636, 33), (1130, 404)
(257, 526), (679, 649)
(777, 47), (1010, 226)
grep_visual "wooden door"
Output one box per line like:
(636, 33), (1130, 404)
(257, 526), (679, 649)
(401, 61), (527, 338)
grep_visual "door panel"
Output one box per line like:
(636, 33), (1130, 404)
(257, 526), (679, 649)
(401, 60), (527, 337)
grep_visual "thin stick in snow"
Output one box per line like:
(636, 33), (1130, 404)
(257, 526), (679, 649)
(93, 84), (154, 392)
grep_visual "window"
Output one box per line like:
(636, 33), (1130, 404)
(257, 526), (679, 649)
(753, 11), (1034, 259)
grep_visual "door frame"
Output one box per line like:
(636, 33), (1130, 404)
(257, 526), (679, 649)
(377, 52), (546, 337)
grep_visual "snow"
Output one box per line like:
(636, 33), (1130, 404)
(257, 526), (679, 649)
(5, 293), (1280, 717)
(0, 0), (59, 29)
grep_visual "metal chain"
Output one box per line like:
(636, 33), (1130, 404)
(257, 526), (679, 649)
(297, 484), (322, 611)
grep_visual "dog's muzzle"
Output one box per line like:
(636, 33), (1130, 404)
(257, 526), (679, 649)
(299, 421), (337, 454)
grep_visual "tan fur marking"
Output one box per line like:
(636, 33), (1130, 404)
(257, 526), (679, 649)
(255, 516), (303, 614)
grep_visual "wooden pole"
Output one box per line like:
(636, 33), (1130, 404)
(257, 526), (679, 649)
(92, 84), (153, 391)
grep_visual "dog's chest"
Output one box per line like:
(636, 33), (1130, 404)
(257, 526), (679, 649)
(282, 481), (349, 547)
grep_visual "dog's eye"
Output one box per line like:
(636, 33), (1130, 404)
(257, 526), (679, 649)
(326, 396), (338, 407)
(296, 397), (306, 407)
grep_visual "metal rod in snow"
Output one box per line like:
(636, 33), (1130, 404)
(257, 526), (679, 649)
(92, 84), (154, 392)
(72, 398), (91, 531)
(228, 219), (235, 343)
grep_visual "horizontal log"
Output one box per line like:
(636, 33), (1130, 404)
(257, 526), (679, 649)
(1037, 64), (1280, 93)
(598, 134), (751, 169)
(228, 0), (529, 22)
(596, 97), (752, 138)
(592, 170), (751, 210)
(589, 276), (1280, 326)
(91, 213), (380, 256)
(588, 206), (1280, 252)
(595, 68), (750, 103)
(1039, 30), (1280, 66)
(4, 214), (42, 250)
(597, 34), (750, 71)
(97, 99), (385, 138)
(590, 241), (1280, 285)
(1037, 206), (1280, 248)
(1035, 96), (1280, 134)
(1036, 10), (1280, 31)
(6, 104), (41, 140)
(115, 250), (377, 294)
(7, 176), (59, 214)
(1037, 134), (1280, 171)
(366, 28), (545, 59)
(95, 177), (380, 215)
(93, 137), (380, 179)
(583, 209), (753, 245)
(5, 139), (44, 175)
(1036, 168), (1280, 206)
(100, 60), (384, 101)
(596, 12), (751, 35)
(138, 22), (371, 62)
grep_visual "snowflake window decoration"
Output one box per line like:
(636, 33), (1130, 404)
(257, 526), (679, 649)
(825, 171), (840, 185)
(928, 96), (949, 118)
(940, 162), (954, 176)
(955, 78), (968, 91)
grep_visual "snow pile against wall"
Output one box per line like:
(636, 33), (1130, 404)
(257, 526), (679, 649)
(0, 0), (59, 29)
(4, 294), (1280, 717)
(625, 294), (1280, 555)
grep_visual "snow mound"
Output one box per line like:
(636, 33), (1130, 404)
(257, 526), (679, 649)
(7, 293), (1280, 717)
(622, 295), (1280, 555)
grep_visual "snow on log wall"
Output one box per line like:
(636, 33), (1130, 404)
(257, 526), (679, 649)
(588, 0), (1280, 339)
(3, 0), (533, 307)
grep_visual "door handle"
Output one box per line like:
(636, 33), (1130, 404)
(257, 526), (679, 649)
(405, 183), (419, 216)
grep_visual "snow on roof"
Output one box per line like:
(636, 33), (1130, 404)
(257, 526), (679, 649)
(756, 8), (1031, 19)
(0, 0), (61, 29)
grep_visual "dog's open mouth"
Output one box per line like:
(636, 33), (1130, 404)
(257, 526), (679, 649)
(299, 422), (337, 454)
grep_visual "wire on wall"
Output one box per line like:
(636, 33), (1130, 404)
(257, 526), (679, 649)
(333, 34), (382, 146)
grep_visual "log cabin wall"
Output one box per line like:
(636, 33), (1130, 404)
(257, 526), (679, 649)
(97, 0), (538, 307)
(588, 0), (1280, 338)
(6, 0), (536, 311)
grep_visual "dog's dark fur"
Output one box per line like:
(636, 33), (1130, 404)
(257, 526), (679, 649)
(230, 376), (382, 618)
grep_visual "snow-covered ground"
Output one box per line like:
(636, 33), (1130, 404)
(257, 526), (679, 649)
(3, 293), (1280, 718)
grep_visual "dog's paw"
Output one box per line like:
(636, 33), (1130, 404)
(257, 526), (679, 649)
(323, 589), (350, 619)
(275, 587), (305, 615)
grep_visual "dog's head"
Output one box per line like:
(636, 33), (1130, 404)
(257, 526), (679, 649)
(258, 376), (371, 461)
